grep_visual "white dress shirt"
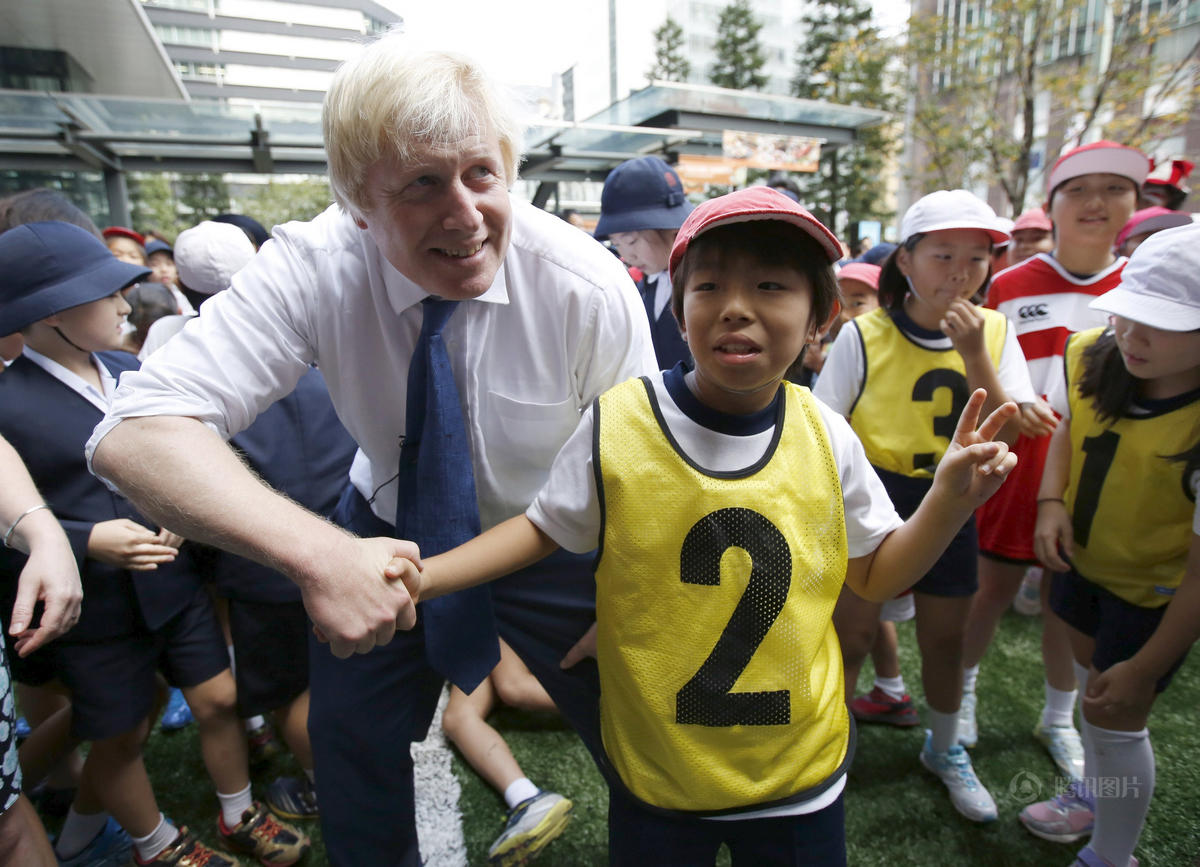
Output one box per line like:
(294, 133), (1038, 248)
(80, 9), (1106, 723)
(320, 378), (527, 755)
(87, 198), (656, 531)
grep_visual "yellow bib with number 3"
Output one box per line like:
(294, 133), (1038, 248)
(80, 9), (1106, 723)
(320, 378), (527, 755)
(849, 306), (1007, 478)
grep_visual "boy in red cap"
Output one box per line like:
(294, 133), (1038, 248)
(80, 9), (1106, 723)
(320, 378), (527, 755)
(402, 187), (1020, 861)
(964, 140), (1147, 788)
(1008, 208), (1055, 266)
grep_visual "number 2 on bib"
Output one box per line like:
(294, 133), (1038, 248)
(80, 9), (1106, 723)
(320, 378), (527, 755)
(676, 508), (792, 727)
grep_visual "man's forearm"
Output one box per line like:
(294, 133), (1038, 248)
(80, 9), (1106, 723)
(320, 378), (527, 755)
(92, 415), (351, 587)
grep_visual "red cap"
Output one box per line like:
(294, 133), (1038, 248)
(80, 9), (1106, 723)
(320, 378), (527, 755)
(102, 226), (146, 246)
(668, 187), (840, 280)
(837, 262), (881, 291)
(1145, 157), (1194, 192)
(1011, 208), (1053, 233)
(1047, 141), (1148, 196)
(1114, 206), (1193, 251)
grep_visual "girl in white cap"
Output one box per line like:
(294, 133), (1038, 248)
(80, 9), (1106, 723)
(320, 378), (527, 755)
(1023, 222), (1200, 867)
(815, 189), (1039, 824)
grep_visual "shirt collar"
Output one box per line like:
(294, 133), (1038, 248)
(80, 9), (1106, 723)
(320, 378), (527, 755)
(375, 238), (511, 315)
(22, 346), (116, 410)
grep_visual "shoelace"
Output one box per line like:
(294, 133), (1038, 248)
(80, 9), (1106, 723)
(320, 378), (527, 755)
(946, 750), (981, 790)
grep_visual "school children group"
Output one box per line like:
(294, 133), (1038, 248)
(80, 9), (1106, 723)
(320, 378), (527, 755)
(0, 134), (1196, 867)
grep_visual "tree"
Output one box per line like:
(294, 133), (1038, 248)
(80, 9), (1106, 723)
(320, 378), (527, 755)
(790, 0), (899, 239)
(906, 0), (1199, 214)
(179, 173), (231, 221)
(129, 172), (183, 238)
(647, 16), (691, 83)
(709, 0), (768, 91)
(243, 177), (334, 231)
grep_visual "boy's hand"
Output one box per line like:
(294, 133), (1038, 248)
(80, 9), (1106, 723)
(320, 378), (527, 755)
(88, 518), (179, 571)
(384, 556), (423, 609)
(1017, 400), (1058, 439)
(1034, 499), (1074, 572)
(560, 622), (598, 669)
(305, 535), (422, 658)
(158, 529), (186, 549)
(931, 389), (1018, 508)
(1082, 659), (1155, 723)
(941, 298), (987, 358)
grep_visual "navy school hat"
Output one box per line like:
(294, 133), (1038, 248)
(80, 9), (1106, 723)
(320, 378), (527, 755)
(0, 221), (151, 336)
(145, 238), (173, 257)
(593, 156), (694, 241)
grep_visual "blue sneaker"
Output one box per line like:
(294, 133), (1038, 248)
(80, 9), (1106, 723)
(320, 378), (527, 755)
(15, 716), (31, 740)
(55, 817), (132, 867)
(160, 688), (193, 732)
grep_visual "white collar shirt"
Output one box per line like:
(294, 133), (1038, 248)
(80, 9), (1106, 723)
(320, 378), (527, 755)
(24, 347), (117, 413)
(87, 198), (655, 530)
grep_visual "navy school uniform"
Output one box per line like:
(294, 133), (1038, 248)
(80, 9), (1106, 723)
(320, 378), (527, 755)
(639, 275), (692, 372)
(207, 367), (357, 716)
(0, 351), (228, 740)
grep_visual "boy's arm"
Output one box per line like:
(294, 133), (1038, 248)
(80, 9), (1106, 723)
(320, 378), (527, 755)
(845, 389), (1017, 601)
(417, 515), (560, 603)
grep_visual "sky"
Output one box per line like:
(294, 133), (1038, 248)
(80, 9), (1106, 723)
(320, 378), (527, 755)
(383, 1), (910, 98)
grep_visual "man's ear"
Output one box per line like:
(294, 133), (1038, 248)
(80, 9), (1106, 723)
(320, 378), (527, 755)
(811, 301), (841, 342)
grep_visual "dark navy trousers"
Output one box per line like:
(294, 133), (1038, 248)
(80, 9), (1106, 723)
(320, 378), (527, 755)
(310, 485), (604, 866)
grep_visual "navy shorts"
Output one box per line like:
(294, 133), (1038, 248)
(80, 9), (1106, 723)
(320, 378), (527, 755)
(608, 787), (845, 867)
(228, 598), (309, 717)
(876, 468), (978, 598)
(1049, 569), (1189, 693)
(17, 588), (228, 740)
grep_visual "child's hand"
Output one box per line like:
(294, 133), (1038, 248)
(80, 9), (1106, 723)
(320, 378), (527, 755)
(560, 622), (598, 669)
(88, 518), (179, 571)
(941, 298), (987, 358)
(1017, 400), (1058, 439)
(384, 555), (422, 608)
(931, 388), (1018, 508)
(1034, 499), (1074, 573)
(1082, 659), (1156, 724)
(158, 528), (186, 549)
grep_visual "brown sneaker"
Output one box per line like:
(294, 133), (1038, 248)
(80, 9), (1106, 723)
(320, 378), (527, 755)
(134, 826), (242, 866)
(217, 801), (310, 866)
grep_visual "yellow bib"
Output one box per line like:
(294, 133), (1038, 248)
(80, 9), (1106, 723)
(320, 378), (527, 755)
(594, 377), (849, 812)
(849, 307), (1008, 477)
(1065, 328), (1200, 608)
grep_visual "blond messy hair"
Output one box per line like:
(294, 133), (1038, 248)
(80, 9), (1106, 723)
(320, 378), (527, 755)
(323, 32), (524, 216)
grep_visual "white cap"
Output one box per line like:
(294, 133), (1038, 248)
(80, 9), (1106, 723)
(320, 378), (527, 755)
(900, 190), (1011, 245)
(1090, 223), (1200, 331)
(174, 221), (256, 296)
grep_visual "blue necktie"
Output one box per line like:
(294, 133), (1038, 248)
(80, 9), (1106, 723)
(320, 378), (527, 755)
(396, 298), (499, 692)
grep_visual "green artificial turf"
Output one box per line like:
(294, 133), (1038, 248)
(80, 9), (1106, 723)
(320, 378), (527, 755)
(85, 608), (1199, 865)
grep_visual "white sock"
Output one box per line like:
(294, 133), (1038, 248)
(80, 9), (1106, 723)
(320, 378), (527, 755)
(961, 664), (979, 695)
(304, 767), (316, 785)
(132, 815), (179, 862)
(54, 806), (110, 858)
(503, 777), (539, 810)
(1041, 682), (1077, 728)
(1073, 661), (1091, 695)
(874, 675), (907, 701)
(244, 714), (267, 733)
(1085, 722), (1154, 867)
(218, 783), (254, 828)
(929, 708), (959, 754)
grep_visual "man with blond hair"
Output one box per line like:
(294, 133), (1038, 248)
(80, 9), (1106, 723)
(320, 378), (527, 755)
(87, 32), (654, 865)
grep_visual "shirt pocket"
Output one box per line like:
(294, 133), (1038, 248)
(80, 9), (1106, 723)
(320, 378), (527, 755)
(483, 391), (580, 500)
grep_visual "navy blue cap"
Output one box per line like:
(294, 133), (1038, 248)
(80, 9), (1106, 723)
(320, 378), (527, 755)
(594, 156), (694, 241)
(212, 213), (269, 249)
(0, 221), (150, 336)
(855, 242), (897, 265)
(145, 238), (173, 256)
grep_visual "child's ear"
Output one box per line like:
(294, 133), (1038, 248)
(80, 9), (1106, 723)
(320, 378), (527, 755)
(895, 246), (912, 277)
(811, 301), (841, 342)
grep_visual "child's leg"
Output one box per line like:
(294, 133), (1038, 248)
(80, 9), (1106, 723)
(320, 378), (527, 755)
(870, 621), (902, 680)
(489, 639), (558, 714)
(181, 669), (251, 806)
(607, 784), (722, 866)
(441, 676), (518, 795)
(0, 795), (55, 866)
(275, 690), (313, 772)
(15, 684), (80, 790)
(961, 557), (1024, 672)
(832, 587), (882, 703)
(78, 722), (161, 837)
(914, 593), (971, 731)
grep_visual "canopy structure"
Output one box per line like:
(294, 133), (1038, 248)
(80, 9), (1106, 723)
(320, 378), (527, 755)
(0, 81), (889, 222)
